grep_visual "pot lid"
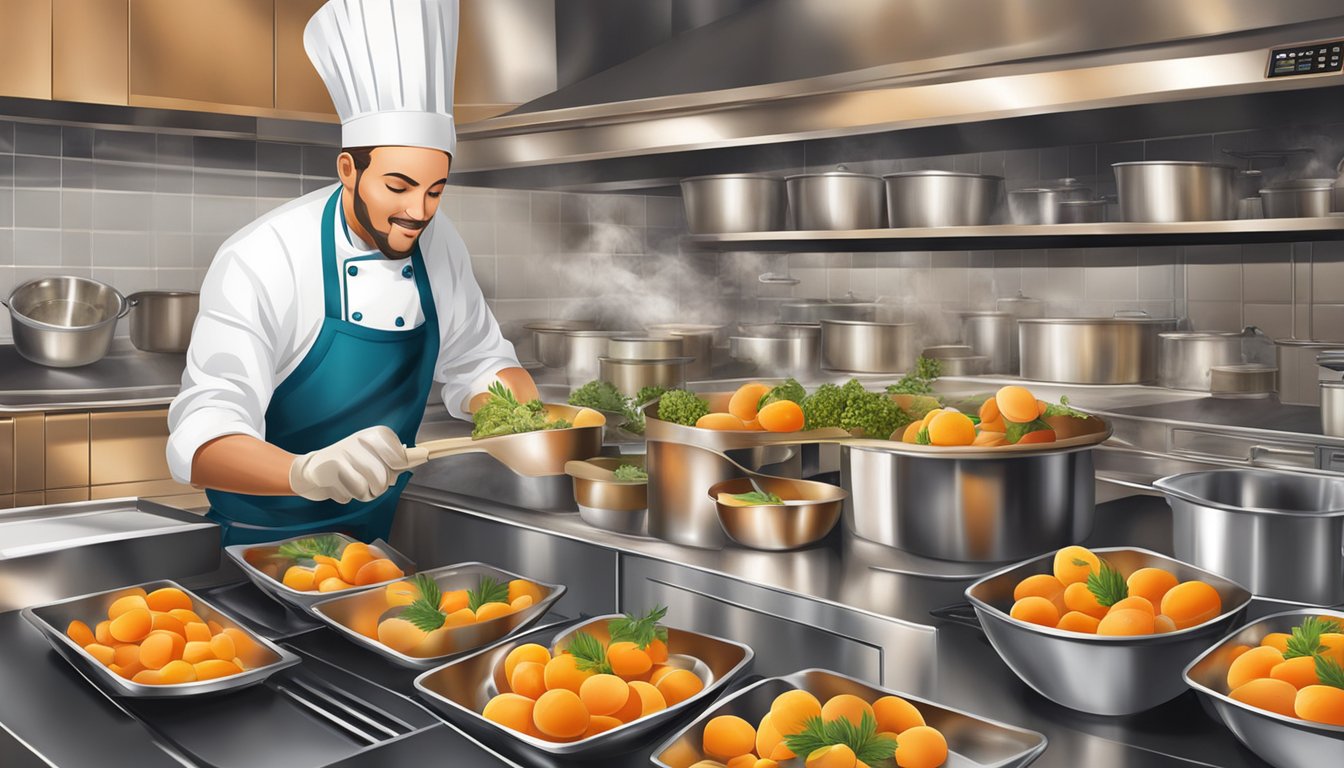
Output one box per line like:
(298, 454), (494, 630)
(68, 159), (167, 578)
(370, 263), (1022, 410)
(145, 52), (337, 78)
(785, 164), (880, 181)
(882, 170), (1004, 180)
(1019, 316), (1178, 325)
(681, 173), (782, 183)
(1112, 161), (1236, 169)
(1263, 177), (1336, 190)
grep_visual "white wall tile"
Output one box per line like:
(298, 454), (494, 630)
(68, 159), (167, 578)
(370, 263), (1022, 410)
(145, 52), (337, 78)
(13, 229), (61, 266)
(14, 189), (60, 228)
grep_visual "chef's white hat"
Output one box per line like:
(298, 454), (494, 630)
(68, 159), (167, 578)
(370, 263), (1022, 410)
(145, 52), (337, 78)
(304, 0), (458, 155)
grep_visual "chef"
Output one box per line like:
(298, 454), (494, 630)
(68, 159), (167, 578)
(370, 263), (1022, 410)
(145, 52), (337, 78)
(167, 0), (537, 545)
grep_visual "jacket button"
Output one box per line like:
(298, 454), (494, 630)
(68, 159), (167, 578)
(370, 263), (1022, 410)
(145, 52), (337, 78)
(395, 316), (406, 327)
(402, 265), (414, 278)
(352, 311), (363, 322)
(347, 265), (359, 276)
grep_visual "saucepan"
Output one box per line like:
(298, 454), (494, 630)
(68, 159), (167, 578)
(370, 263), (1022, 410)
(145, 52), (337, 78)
(3, 276), (130, 367)
(404, 404), (603, 476)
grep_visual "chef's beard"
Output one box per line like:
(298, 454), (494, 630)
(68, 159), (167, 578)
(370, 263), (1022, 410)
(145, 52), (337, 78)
(352, 169), (424, 259)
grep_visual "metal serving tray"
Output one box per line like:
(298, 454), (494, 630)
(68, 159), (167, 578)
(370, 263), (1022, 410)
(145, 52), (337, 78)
(22, 579), (300, 698)
(414, 613), (754, 758)
(1184, 608), (1344, 768)
(311, 561), (565, 669)
(224, 532), (415, 613)
(966, 547), (1252, 715)
(652, 668), (1047, 768)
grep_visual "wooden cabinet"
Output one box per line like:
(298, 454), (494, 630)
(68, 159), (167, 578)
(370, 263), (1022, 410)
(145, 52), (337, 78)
(129, 0), (275, 114)
(0, 0), (52, 100)
(275, 0), (335, 117)
(53, 0), (129, 105)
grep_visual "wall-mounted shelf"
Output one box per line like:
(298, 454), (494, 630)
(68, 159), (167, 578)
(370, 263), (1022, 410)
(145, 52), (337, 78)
(684, 217), (1344, 252)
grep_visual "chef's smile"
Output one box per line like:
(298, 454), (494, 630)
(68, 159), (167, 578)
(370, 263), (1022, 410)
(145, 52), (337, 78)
(339, 146), (451, 259)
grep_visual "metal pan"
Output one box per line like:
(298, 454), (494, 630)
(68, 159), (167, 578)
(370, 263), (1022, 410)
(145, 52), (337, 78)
(414, 613), (754, 758)
(651, 668), (1048, 768)
(405, 403), (604, 477)
(223, 533), (415, 614)
(566, 456), (649, 536)
(1183, 608), (1344, 768)
(310, 561), (565, 670)
(962, 547), (1252, 715)
(22, 579), (300, 698)
(708, 475), (844, 551)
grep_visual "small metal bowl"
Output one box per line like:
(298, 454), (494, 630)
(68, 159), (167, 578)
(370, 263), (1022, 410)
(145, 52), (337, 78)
(224, 533), (415, 614)
(652, 668), (1047, 768)
(708, 475), (846, 551)
(566, 456), (648, 536)
(1184, 608), (1344, 768)
(23, 579), (300, 698)
(965, 547), (1252, 715)
(414, 613), (754, 758)
(310, 561), (565, 669)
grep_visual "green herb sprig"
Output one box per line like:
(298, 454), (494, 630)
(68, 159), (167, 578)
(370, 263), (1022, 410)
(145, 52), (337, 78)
(612, 464), (648, 482)
(783, 712), (897, 765)
(1284, 617), (1343, 659)
(729, 490), (783, 506)
(1086, 560), (1129, 608)
(1317, 655), (1344, 690)
(401, 573), (447, 633)
(566, 631), (613, 675)
(277, 534), (343, 561)
(608, 606), (668, 649)
(467, 575), (510, 613)
(1043, 395), (1091, 420)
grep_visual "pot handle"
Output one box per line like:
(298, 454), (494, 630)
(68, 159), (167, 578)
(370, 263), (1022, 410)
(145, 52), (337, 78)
(929, 603), (983, 631)
(125, 291), (146, 309)
(116, 292), (133, 319)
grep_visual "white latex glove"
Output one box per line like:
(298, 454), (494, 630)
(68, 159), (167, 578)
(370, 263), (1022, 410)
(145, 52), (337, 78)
(288, 426), (413, 504)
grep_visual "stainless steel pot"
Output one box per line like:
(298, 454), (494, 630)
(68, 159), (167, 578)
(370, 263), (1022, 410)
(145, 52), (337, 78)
(729, 323), (820, 376)
(1322, 381), (1344, 437)
(1019, 314), (1179, 384)
(563, 330), (623, 384)
(1157, 327), (1272, 391)
(2, 276), (129, 367)
(1259, 178), (1335, 218)
(126, 291), (198, 354)
(598, 356), (691, 397)
(605, 335), (683, 361)
(1058, 199), (1107, 223)
(997, 291), (1045, 319)
(959, 310), (1016, 374)
(778, 297), (877, 324)
(819, 319), (916, 374)
(525, 320), (595, 368)
(644, 323), (718, 379)
(1275, 339), (1339, 405)
(566, 457), (648, 536)
(680, 174), (786, 234)
(1007, 187), (1093, 225)
(785, 167), (885, 230)
(1156, 469), (1344, 605)
(1210, 364), (1278, 399)
(1113, 161), (1236, 222)
(882, 171), (1004, 227)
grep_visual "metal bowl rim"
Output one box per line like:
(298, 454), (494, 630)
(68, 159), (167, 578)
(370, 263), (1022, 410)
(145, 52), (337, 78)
(882, 170), (1005, 180)
(707, 476), (850, 506)
(1112, 161), (1237, 169)
(681, 173), (784, 183)
(819, 319), (915, 328)
(785, 171), (883, 181)
(1018, 316), (1179, 326)
(1182, 608), (1344, 735)
(6, 277), (127, 332)
(1154, 468), (1344, 517)
(965, 546), (1253, 644)
(566, 456), (648, 487)
(223, 532), (415, 599)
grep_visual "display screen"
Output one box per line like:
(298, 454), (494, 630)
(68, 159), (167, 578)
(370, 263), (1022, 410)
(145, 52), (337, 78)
(1268, 40), (1343, 78)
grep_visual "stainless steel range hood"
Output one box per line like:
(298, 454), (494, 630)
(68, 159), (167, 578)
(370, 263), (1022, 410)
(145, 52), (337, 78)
(450, 0), (1344, 190)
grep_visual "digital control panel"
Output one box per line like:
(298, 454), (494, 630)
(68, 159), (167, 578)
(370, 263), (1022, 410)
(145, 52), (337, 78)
(1268, 40), (1343, 77)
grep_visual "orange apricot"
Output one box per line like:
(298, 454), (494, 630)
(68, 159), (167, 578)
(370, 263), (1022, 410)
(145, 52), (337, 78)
(757, 400), (805, 433)
(150, 612), (186, 638)
(769, 689), (822, 736)
(927, 411), (976, 446)
(386, 580), (419, 607)
(475, 601), (514, 622)
(510, 661), (548, 700)
(1320, 633), (1344, 666)
(1056, 611), (1101, 634)
(318, 577), (354, 593)
(821, 693), (875, 728)
(1109, 596), (1155, 615)
(649, 664), (675, 686)
(1154, 615), (1178, 633)
(726, 756), (757, 768)
(131, 669), (164, 685)
(483, 692), (536, 735)
(193, 659), (242, 681)
(1097, 608), (1156, 636)
(1013, 574), (1066, 613)
(167, 608), (203, 625)
(1227, 645), (1284, 690)
(610, 684), (644, 723)
(755, 713), (786, 760)
(533, 688), (590, 739)
(144, 587), (193, 613)
(544, 652), (593, 694)
(729, 383), (772, 422)
(995, 385), (1040, 423)
(337, 543), (376, 584)
(1053, 546), (1100, 586)
(805, 743), (856, 768)
(1229, 678), (1298, 717)
(572, 408), (606, 428)
(978, 418), (1007, 434)
(627, 680), (668, 716)
(139, 630), (185, 670)
(1260, 632), (1291, 654)
(439, 588), (469, 614)
(377, 618), (427, 654)
(580, 674), (630, 716)
(646, 637), (670, 664)
(112, 643), (140, 668)
(158, 659), (197, 684)
(183, 622), (212, 643)
(1160, 581), (1222, 630)
(210, 632), (236, 662)
(443, 608), (477, 628)
(108, 594), (149, 619)
(312, 563), (339, 585)
(697, 412), (747, 430)
(584, 715), (623, 737)
(109, 608), (153, 643)
(353, 558), (404, 586)
(505, 643), (552, 680)
(978, 397), (1000, 424)
(1269, 656), (1320, 689)
(873, 695), (925, 734)
(972, 431), (1006, 447)
(1295, 685), (1344, 726)
(1063, 581), (1109, 620)
(94, 620), (114, 646)
(1015, 428), (1056, 444)
(655, 668), (704, 705)
(182, 641), (214, 664)
(508, 579), (544, 605)
(1010, 596), (1060, 628)
(894, 725), (948, 768)
(85, 643), (116, 666)
(703, 715), (757, 760)
(607, 641), (653, 678)
(1126, 567), (1178, 609)
(67, 620), (96, 647)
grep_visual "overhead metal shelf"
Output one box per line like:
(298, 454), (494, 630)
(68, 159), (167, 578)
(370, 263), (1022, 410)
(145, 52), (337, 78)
(683, 217), (1344, 252)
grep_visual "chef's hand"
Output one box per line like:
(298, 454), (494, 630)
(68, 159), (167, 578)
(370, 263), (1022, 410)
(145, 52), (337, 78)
(289, 426), (412, 503)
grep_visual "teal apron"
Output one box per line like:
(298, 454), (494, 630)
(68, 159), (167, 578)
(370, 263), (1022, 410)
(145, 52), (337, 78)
(207, 188), (440, 546)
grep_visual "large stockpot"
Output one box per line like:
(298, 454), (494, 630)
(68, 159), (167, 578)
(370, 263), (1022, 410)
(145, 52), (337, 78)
(644, 323), (719, 379)
(729, 323), (820, 377)
(778, 297), (877, 324)
(680, 173), (785, 234)
(882, 171), (1005, 227)
(524, 320), (595, 368)
(1276, 339), (1340, 405)
(126, 290), (198, 353)
(563, 330), (622, 384)
(1323, 381), (1344, 437)
(1157, 327), (1272, 391)
(605, 335), (682, 361)
(1113, 161), (1236, 222)
(1018, 315), (1179, 384)
(1155, 468), (1344, 605)
(819, 319), (915, 374)
(785, 167), (884, 230)
(959, 310), (1016, 374)
(1259, 178), (1335, 218)
(841, 415), (1107, 561)
(598, 356), (691, 397)
(1006, 184), (1092, 225)
(2, 276), (130, 367)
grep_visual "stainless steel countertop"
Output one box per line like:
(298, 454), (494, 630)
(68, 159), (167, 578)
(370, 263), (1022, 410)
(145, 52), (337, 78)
(0, 343), (186, 412)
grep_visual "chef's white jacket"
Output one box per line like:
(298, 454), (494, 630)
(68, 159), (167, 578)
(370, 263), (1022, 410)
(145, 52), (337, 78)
(166, 184), (519, 484)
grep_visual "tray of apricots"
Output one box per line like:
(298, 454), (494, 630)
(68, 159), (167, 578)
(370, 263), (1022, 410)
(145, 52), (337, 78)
(22, 580), (299, 698)
(892, 385), (1110, 453)
(310, 562), (564, 669)
(1184, 609), (1344, 768)
(413, 607), (753, 757)
(651, 668), (1047, 768)
(225, 532), (414, 613)
(960, 545), (1251, 715)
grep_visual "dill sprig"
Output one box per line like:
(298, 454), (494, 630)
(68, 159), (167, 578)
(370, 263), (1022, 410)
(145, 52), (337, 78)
(400, 574), (447, 633)
(1284, 617), (1343, 659)
(608, 606), (669, 649)
(783, 712), (897, 765)
(467, 576), (510, 612)
(277, 534), (343, 561)
(1086, 560), (1128, 608)
(1317, 655), (1344, 690)
(565, 631), (613, 675)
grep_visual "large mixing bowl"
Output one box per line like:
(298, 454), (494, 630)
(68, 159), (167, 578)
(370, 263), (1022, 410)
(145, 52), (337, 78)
(2, 276), (129, 367)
